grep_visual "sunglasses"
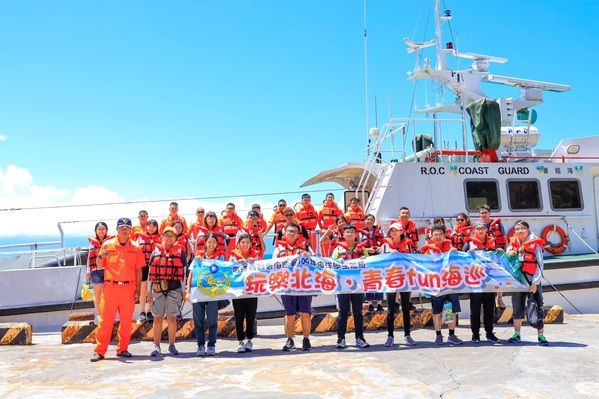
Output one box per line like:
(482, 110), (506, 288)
(278, 204), (286, 207)
(197, 211), (205, 214)
(139, 214), (148, 217)
(285, 213), (294, 217)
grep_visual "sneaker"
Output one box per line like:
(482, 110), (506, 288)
(196, 346), (206, 356)
(404, 335), (416, 346)
(150, 346), (161, 357)
(376, 304), (384, 312)
(384, 336), (394, 347)
(116, 350), (132, 358)
(336, 338), (346, 349)
(435, 335), (444, 345)
(206, 346), (216, 356)
(472, 334), (481, 343)
(538, 335), (549, 347)
(356, 337), (370, 348)
(486, 333), (500, 343)
(168, 344), (179, 355)
(90, 353), (104, 362)
(138, 312), (147, 322)
(368, 304), (375, 312)
(244, 341), (253, 352)
(447, 335), (463, 345)
(146, 312), (154, 322)
(302, 337), (312, 351)
(283, 337), (295, 351)
(507, 333), (521, 343)
(237, 343), (246, 353)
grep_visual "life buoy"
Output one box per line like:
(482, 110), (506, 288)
(540, 225), (568, 255)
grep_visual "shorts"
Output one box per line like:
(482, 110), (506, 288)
(512, 286), (543, 320)
(90, 269), (104, 284)
(431, 293), (461, 314)
(151, 287), (183, 317)
(281, 295), (312, 316)
(141, 266), (149, 282)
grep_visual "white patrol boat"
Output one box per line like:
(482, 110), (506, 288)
(301, 0), (599, 314)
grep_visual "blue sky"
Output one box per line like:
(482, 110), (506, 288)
(0, 0), (597, 237)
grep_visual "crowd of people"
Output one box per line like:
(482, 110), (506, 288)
(87, 193), (548, 362)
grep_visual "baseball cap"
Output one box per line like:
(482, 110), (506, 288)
(389, 222), (404, 232)
(248, 210), (259, 218)
(251, 203), (261, 209)
(116, 217), (132, 228)
(162, 226), (177, 235)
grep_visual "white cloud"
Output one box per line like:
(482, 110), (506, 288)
(0, 164), (280, 239)
(0, 134), (6, 141)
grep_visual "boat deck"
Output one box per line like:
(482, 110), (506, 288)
(1, 314), (598, 398)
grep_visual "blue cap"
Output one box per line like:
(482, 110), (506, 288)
(116, 217), (132, 228)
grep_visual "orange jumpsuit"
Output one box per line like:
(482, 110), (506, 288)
(94, 237), (145, 356)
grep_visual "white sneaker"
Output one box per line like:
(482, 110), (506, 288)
(237, 343), (246, 353)
(196, 346), (206, 357)
(207, 346), (216, 356)
(244, 341), (253, 352)
(356, 338), (370, 348)
(336, 338), (346, 349)
(384, 336), (394, 347)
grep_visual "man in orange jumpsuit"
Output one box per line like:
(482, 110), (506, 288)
(90, 217), (145, 362)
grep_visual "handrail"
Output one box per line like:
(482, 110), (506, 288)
(0, 241), (62, 250)
(503, 155), (599, 161)
(27, 255), (62, 269)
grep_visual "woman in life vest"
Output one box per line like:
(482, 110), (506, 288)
(319, 215), (348, 257)
(451, 213), (473, 252)
(186, 233), (225, 356)
(380, 222), (417, 347)
(390, 207), (419, 251)
(147, 227), (186, 357)
(361, 214), (386, 312)
(236, 210), (266, 258)
(462, 223), (500, 343)
(196, 211), (228, 257)
(135, 219), (161, 322)
(422, 225), (464, 346)
(506, 220), (549, 346)
(331, 225), (370, 349)
(229, 234), (262, 353)
(87, 221), (112, 324)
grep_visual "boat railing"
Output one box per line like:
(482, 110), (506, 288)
(355, 117), (466, 209)
(0, 246), (85, 270)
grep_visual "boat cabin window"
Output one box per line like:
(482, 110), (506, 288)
(507, 180), (542, 211)
(464, 180), (500, 212)
(549, 179), (583, 210)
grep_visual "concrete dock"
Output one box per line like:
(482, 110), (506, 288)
(1, 314), (598, 398)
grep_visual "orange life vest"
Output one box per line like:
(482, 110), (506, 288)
(134, 232), (161, 265)
(334, 241), (367, 260)
(451, 225), (473, 251)
(421, 239), (453, 254)
(257, 213), (267, 232)
(383, 237), (414, 253)
(87, 235), (113, 272)
(510, 237), (545, 276)
(148, 243), (186, 281)
(220, 213), (244, 237)
(465, 236), (496, 251)
(239, 224), (264, 256)
(390, 219), (419, 245)
(188, 220), (205, 239)
(195, 226), (227, 254)
(270, 210), (287, 233)
(360, 225), (385, 248)
(275, 238), (309, 257)
(486, 218), (507, 248)
(345, 206), (366, 230)
(229, 248), (262, 261)
(160, 214), (188, 234)
(296, 203), (319, 230)
(319, 202), (343, 228)
(176, 233), (189, 256)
